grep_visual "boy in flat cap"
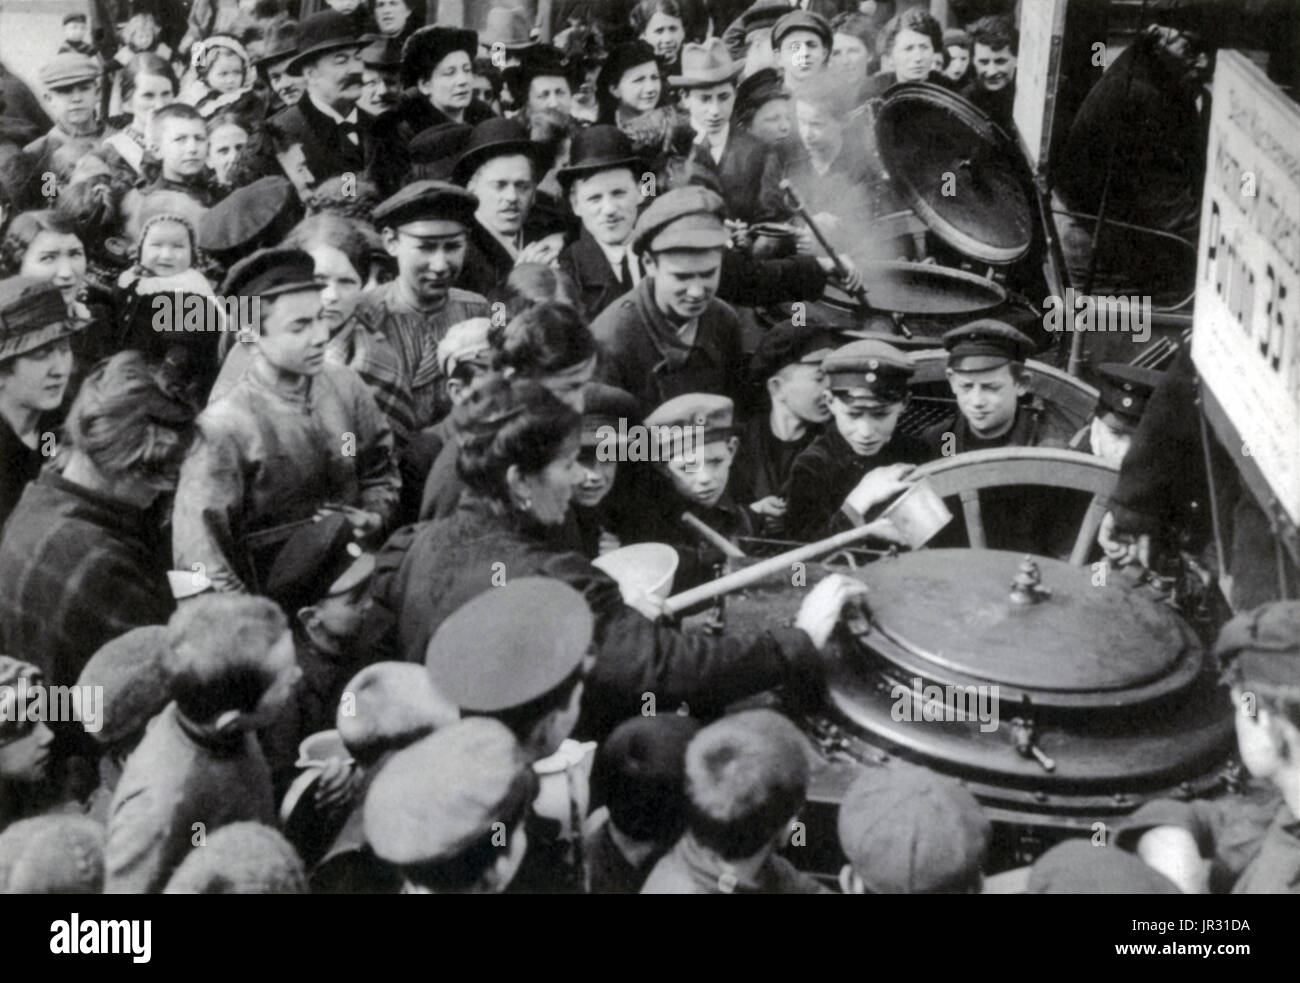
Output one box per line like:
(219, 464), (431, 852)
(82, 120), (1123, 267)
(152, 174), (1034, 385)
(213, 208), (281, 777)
(1070, 362), (1163, 466)
(585, 713), (702, 894)
(259, 512), (376, 793)
(837, 760), (992, 894)
(732, 323), (836, 535)
(0, 657), (57, 833)
(1117, 602), (1300, 894)
(363, 718), (537, 894)
(590, 185), (746, 410)
(772, 9), (834, 88)
(361, 181), (490, 427)
(105, 595), (293, 893)
(172, 247), (400, 593)
(260, 10), (370, 187)
(15, 53), (105, 208)
(783, 338), (926, 543)
(642, 709), (829, 894)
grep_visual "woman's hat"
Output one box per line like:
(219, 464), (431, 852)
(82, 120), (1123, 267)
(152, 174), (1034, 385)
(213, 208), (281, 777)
(401, 24), (478, 89)
(0, 277), (86, 364)
(597, 40), (659, 100)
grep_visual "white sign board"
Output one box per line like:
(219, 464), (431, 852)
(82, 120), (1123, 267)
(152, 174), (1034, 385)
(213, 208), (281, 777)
(1013, 0), (1068, 170)
(1192, 51), (1300, 525)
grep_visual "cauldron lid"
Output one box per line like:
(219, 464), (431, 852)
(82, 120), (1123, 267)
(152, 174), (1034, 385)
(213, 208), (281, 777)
(873, 83), (1033, 265)
(847, 261), (1006, 315)
(857, 549), (1199, 697)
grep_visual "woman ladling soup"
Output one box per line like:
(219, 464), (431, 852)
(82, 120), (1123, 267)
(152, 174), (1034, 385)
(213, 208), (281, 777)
(373, 375), (865, 740)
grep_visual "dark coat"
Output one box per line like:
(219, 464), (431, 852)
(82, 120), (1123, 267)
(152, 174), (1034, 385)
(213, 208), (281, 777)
(686, 126), (788, 225)
(558, 229), (636, 323)
(784, 423), (931, 543)
(730, 414), (821, 532)
(0, 415), (43, 532)
(366, 91), (495, 197)
(373, 494), (820, 739)
(265, 94), (371, 187)
(590, 277), (747, 410)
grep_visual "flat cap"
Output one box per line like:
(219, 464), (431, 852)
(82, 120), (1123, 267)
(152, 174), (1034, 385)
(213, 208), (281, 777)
(373, 179), (478, 230)
(590, 714), (702, 842)
(198, 176), (302, 256)
(220, 246), (318, 299)
(401, 25), (478, 89)
(436, 316), (493, 377)
(645, 392), (735, 458)
(943, 319), (1034, 371)
(631, 185), (728, 255)
(164, 822), (307, 894)
(1027, 840), (1179, 894)
(336, 662), (459, 765)
(424, 577), (593, 713)
(363, 718), (536, 867)
(685, 709), (811, 821)
(360, 34), (403, 69)
(75, 626), (171, 746)
(39, 53), (100, 90)
(772, 9), (833, 49)
(264, 513), (374, 617)
(1095, 362), (1162, 425)
(581, 382), (640, 447)
(409, 122), (473, 180)
(749, 322), (838, 383)
(1214, 600), (1300, 695)
(0, 815), (104, 894)
(0, 276), (85, 364)
(837, 761), (991, 893)
(822, 338), (914, 403)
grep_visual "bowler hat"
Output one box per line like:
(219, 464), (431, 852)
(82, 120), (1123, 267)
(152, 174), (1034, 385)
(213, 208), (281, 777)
(556, 125), (644, 191)
(409, 122), (474, 180)
(0, 276), (86, 364)
(287, 10), (364, 74)
(401, 25), (477, 89)
(360, 34), (403, 70)
(452, 116), (547, 186)
(669, 38), (743, 88)
(252, 20), (300, 69)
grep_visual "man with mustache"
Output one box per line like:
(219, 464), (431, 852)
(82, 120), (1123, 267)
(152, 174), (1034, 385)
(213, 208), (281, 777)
(358, 35), (401, 118)
(263, 11), (370, 188)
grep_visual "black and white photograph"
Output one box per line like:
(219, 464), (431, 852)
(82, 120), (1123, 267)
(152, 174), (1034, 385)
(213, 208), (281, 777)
(0, 0), (1296, 949)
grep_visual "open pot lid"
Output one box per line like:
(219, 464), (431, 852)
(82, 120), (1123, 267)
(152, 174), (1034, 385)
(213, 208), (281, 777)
(834, 261), (1008, 315)
(853, 549), (1202, 706)
(873, 82), (1034, 265)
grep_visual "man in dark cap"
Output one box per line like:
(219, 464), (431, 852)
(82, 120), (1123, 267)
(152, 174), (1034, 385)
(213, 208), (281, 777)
(642, 709), (829, 894)
(1070, 362), (1163, 466)
(362, 719), (536, 894)
(355, 180), (491, 435)
(453, 117), (561, 297)
(772, 9), (834, 87)
(172, 248), (400, 594)
(1117, 602), (1300, 895)
(198, 175), (304, 281)
(732, 322), (836, 534)
(590, 186), (746, 409)
(407, 122), (474, 182)
(584, 714), (702, 894)
(252, 20), (305, 113)
(358, 35), (402, 118)
(262, 10), (370, 188)
(783, 338), (926, 542)
(259, 513), (376, 792)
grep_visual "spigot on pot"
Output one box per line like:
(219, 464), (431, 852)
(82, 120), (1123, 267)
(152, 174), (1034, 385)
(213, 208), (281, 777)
(1009, 556), (1051, 605)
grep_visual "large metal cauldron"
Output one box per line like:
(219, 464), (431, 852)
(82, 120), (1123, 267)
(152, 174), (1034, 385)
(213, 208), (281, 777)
(703, 548), (1236, 863)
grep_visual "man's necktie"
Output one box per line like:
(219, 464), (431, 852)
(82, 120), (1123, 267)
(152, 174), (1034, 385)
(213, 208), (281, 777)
(618, 251), (632, 286)
(340, 121), (360, 146)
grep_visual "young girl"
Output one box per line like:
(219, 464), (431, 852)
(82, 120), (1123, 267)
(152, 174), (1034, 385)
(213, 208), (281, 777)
(118, 212), (211, 294)
(183, 36), (259, 120)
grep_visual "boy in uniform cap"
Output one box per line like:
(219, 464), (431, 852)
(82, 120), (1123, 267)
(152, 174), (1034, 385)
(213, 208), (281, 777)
(1118, 601), (1300, 894)
(584, 713), (703, 894)
(1070, 362), (1163, 466)
(0, 657), (56, 833)
(362, 718), (537, 893)
(452, 116), (564, 297)
(104, 595), (293, 893)
(259, 512), (377, 793)
(732, 323), (836, 534)
(675, 38), (786, 226)
(572, 381), (642, 557)
(359, 181), (489, 437)
(628, 392), (753, 590)
(784, 338), (926, 542)
(590, 185), (746, 410)
(260, 10), (369, 188)
(837, 760), (992, 894)
(172, 247), (400, 593)
(642, 708), (829, 893)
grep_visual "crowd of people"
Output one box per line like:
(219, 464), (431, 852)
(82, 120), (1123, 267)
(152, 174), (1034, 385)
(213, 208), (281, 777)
(0, 0), (1296, 895)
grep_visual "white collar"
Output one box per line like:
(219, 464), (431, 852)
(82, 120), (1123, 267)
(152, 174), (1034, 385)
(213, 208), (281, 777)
(695, 123), (730, 159)
(484, 223), (522, 259)
(308, 93), (358, 126)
